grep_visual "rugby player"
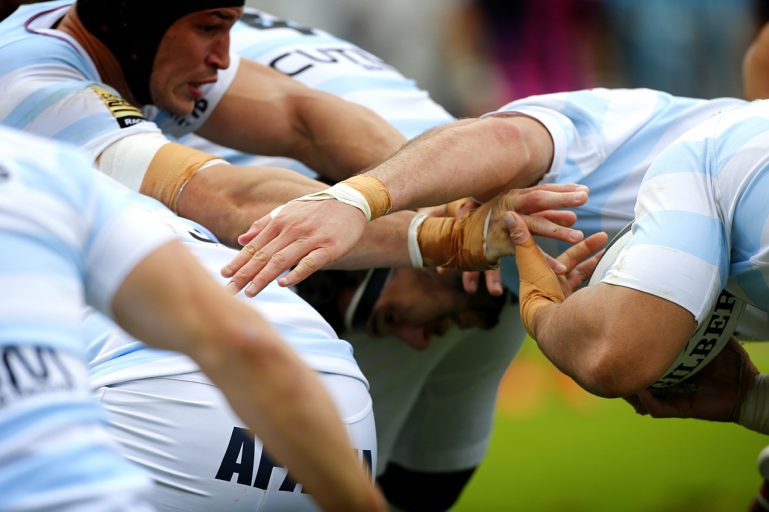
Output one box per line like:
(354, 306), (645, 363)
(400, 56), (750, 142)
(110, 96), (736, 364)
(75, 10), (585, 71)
(0, 3), (588, 510)
(0, 125), (383, 511)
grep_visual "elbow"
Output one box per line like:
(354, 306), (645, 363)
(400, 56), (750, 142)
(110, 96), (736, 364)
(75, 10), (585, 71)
(575, 339), (662, 398)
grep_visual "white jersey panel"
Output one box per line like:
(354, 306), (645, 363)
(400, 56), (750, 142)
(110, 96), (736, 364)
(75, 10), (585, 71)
(603, 100), (769, 322)
(484, 88), (745, 292)
(0, 126), (170, 511)
(0, 1), (164, 163)
(181, 8), (455, 174)
(86, 193), (367, 388)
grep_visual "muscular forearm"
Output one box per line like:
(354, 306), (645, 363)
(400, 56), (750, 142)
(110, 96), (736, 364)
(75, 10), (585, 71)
(328, 211), (413, 269)
(533, 285), (695, 397)
(363, 115), (553, 211)
(177, 163), (325, 246)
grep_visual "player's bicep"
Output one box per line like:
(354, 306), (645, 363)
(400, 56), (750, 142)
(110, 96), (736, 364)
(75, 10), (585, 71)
(196, 58), (309, 153)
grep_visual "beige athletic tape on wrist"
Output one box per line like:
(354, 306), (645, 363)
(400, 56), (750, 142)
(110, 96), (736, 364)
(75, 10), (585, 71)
(739, 373), (769, 434)
(283, 175), (391, 223)
(139, 143), (223, 213)
(416, 201), (494, 270)
(515, 237), (565, 338)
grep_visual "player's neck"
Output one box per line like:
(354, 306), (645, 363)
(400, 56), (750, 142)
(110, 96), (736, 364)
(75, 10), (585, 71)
(57, 7), (139, 107)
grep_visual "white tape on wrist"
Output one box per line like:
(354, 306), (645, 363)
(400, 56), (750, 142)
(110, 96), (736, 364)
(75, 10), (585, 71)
(739, 373), (769, 434)
(407, 213), (428, 269)
(269, 184), (372, 221)
(299, 183), (372, 220)
(482, 208), (493, 261)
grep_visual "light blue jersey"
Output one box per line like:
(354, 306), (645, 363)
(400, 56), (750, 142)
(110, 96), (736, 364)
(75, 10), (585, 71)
(0, 126), (174, 511)
(0, 1), (163, 161)
(604, 100), (769, 323)
(485, 88), (745, 292)
(181, 7), (455, 177)
(85, 193), (367, 389)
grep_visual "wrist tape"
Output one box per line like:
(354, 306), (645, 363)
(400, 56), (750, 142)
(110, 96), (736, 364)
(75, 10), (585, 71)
(739, 373), (769, 434)
(515, 236), (565, 338)
(272, 175), (391, 222)
(414, 201), (494, 270)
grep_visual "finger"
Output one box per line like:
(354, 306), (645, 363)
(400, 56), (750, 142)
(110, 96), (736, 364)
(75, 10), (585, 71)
(225, 236), (293, 295)
(555, 232), (609, 271)
(544, 253), (568, 274)
(504, 188), (588, 214)
(527, 183), (590, 194)
(484, 268), (504, 296)
(504, 212), (532, 245)
(533, 210), (577, 227)
(522, 214), (583, 243)
(278, 247), (332, 287)
(236, 214), (274, 247)
(462, 271), (480, 294)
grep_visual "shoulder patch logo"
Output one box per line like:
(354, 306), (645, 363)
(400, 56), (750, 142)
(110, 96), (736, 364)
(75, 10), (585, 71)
(91, 86), (145, 129)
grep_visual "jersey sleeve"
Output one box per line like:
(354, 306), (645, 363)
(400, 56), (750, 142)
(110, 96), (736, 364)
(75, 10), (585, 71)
(82, 173), (176, 315)
(602, 116), (727, 324)
(2, 71), (162, 162)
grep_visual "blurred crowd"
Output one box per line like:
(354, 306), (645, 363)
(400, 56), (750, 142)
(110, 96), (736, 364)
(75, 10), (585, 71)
(248, 0), (767, 117)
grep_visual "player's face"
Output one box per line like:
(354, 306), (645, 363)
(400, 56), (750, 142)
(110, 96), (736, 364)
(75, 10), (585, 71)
(367, 268), (498, 350)
(150, 7), (242, 114)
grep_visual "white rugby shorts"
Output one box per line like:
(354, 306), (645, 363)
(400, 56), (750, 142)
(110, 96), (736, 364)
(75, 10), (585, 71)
(97, 371), (375, 511)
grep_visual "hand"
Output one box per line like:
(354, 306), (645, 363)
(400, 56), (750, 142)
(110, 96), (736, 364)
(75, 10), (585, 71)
(432, 197), (507, 295)
(222, 199), (366, 296)
(501, 183), (588, 243)
(454, 183), (589, 294)
(625, 338), (759, 422)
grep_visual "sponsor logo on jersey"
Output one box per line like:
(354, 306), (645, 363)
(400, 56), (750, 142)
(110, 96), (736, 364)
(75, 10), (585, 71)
(91, 86), (146, 129)
(215, 427), (373, 492)
(168, 98), (209, 129)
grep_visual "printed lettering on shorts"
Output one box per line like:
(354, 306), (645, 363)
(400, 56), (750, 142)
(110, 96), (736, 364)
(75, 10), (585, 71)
(0, 345), (88, 409)
(91, 86), (146, 129)
(215, 427), (374, 492)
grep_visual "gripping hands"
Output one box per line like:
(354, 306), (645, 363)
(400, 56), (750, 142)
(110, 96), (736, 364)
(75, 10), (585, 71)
(223, 179), (590, 297)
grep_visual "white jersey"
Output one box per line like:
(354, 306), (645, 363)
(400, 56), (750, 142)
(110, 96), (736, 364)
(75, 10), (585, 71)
(86, 193), (367, 389)
(182, 7), (455, 176)
(602, 100), (769, 323)
(484, 88), (745, 291)
(0, 126), (174, 510)
(0, 0), (239, 163)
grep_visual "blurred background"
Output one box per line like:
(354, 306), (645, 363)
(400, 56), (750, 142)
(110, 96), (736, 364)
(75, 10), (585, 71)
(247, 0), (767, 116)
(246, 0), (769, 510)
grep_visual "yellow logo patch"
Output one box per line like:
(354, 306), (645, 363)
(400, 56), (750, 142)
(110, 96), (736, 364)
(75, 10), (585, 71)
(91, 86), (145, 128)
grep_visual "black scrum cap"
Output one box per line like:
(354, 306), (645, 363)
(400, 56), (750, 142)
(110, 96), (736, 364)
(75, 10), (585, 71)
(77, 0), (244, 105)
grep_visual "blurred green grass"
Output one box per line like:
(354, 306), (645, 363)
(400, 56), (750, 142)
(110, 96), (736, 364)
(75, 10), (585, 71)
(455, 340), (769, 512)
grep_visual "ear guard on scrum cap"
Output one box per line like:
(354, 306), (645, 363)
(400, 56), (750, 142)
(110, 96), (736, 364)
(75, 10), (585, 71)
(588, 222), (746, 389)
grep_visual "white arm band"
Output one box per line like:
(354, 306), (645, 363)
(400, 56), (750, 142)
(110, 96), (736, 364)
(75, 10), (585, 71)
(407, 213), (428, 269)
(739, 373), (769, 435)
(98, 132), (170, 191)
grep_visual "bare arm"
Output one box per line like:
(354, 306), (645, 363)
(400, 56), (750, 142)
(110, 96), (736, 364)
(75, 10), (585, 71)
(364, 114), (554, 211)
(508, 211), (696, 398)
(744, 22), (769, 100)
(197, 59), (406, 181)
(111, 240), (384, 512)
